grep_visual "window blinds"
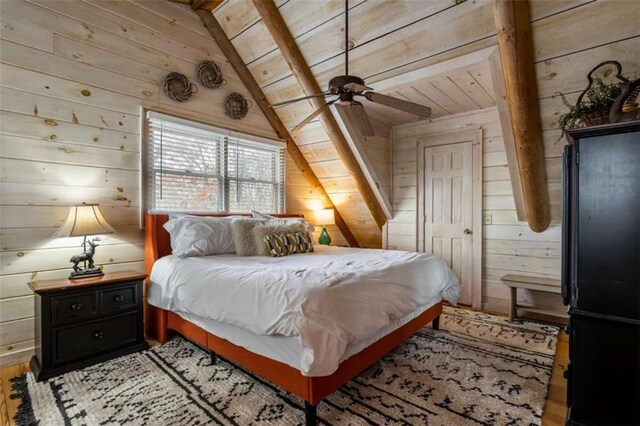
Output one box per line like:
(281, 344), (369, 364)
(144, 111), (285, 214)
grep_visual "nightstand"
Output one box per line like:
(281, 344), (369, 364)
(28, 270), (149, 381)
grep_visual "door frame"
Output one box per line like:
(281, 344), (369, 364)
(417, 129), (483, 309)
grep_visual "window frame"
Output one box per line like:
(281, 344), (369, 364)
(140, 108), (286, 226)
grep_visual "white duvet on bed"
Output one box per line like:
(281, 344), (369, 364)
(148, 245), (460, 376)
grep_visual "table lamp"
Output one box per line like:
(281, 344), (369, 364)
(53, 203), (115, 279)
(316, 208), (335, 246)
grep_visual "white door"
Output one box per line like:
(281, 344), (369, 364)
(423, 142), (474, 305)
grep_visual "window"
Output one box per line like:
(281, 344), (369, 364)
(143, 110), (285, 214)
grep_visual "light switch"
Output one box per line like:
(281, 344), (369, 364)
(483, 213), (493, 225)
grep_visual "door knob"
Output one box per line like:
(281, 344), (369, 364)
(463, 229), (472, 235)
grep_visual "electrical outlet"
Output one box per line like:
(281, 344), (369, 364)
(483, 213), (493, 225)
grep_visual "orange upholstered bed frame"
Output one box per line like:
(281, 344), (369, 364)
(144, 213), (442, 425)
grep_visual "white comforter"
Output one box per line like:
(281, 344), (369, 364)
(148, 245), (460, 376)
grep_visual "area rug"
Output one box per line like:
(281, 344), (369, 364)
(11, 307), (559, 425)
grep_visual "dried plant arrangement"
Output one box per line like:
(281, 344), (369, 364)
(557, 77), (622, 138)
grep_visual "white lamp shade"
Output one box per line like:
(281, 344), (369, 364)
(53, 204), (115, 238)
(315, 208), (335, 226)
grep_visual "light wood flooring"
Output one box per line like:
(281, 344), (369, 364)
(0, 330), (568, 426)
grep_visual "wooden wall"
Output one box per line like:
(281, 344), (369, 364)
(389, 108), (564, 315)
(388, 0), (639, 315)
(0, 0), (323, 366)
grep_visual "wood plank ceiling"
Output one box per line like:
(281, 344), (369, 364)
(366, 61), (496, 127)
(205, 0), (496, 247)
(170, 0), (585, 245)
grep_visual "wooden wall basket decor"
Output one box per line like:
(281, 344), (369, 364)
(225, 93), (252, 120)
(197, 60), (226, 89)
(163, 72), (197, 102)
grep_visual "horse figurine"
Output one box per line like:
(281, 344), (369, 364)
(70, 237), (101, 276)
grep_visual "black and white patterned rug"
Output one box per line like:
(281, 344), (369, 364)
(12, 307), (559, 425)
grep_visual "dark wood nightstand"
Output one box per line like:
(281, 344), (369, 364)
(28, 270), (149, 381)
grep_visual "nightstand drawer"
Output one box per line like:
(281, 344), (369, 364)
(53, 312), (139, 365)
(99, 283), (138, 314)
(52, 292), (98, 325)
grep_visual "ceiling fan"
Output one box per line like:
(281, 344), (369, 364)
(272, 0), (432, 137)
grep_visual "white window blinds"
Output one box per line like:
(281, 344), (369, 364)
(144, 111), (285, 214)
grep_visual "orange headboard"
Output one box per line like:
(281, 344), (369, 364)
(144, 212), (304, 274)
(143, 212), (303, 339)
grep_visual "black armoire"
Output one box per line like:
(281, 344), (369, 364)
(563, 121), (640, 426)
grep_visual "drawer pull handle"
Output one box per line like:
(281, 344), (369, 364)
(71, 303), (82, 311)
(113, 295), (125, 303)
(93, 330), (104, 340)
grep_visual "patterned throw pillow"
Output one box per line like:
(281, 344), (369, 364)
(288, 232), (314, 254)
(253, 221), (306, 256)
(263, 234), (289, 257)
(263, 232), (314, 257)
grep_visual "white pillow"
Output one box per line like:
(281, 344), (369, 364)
(251, 210), (274, 221)
(163, 216), (236, 258)
(251, 210), (315, 234)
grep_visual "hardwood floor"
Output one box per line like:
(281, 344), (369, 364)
(542, 329), (569, 425)
(0, 331), (569, 425)
(0, 361), (29, 426)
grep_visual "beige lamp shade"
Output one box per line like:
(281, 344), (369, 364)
(53, 203), (115, 238)
(315, 208), (335, 226)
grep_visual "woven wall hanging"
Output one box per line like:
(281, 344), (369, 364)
(197, 60), (226, 89)
(225, 93), (252, 120)
(162, 72), (197, 102)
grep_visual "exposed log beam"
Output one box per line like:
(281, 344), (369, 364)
(251, 0), (388, 230)
(194, 8), (360, 247)
(493, 0), (550, 232)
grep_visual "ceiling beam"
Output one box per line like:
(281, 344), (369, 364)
(493, 0), (550, 232)
(194, 8), (360, 247)
(371, 46), (496, 92)
(251, 0), (388, 230)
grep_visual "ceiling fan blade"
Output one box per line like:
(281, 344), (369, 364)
(365, 92), (432, 118)
(272, 92), (332, 108)
(336, 102), (375, 137)
(344, 82), (373, 93)
(292, 99), (337, 132)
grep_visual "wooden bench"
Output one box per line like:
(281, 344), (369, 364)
(500, 274), (567, 321)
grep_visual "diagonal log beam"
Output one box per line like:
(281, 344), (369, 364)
(251, 0), (387, 230)
(194, 8), (360, 247)
(493, 0), (550, 232)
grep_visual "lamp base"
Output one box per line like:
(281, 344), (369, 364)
(318, 226), (332, 245)
(69, 268), (104, 280)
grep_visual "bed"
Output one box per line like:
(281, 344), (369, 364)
(143, 213), (459, 425)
